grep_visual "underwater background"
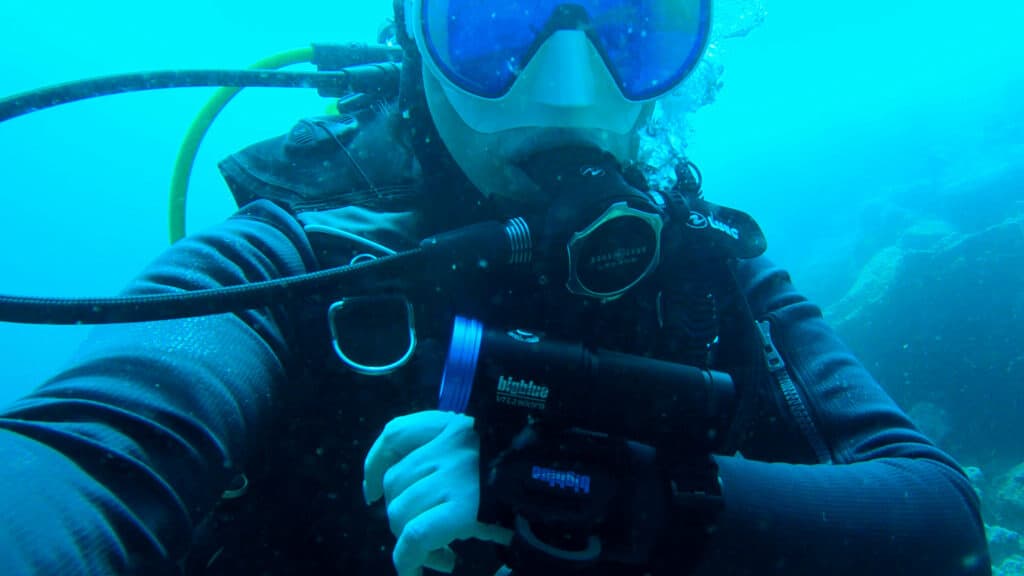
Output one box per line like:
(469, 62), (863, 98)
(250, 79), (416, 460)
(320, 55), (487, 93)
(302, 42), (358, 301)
(1, 0), (1022, 572)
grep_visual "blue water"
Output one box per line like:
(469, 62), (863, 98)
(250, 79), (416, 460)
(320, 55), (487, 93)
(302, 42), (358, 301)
(0, 0), (392, 398)
(691, 0), (1023, 282)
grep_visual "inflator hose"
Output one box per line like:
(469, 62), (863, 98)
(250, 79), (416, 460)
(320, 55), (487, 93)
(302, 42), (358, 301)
(168, 47), (315, 244)
(0, 248), (423, 325)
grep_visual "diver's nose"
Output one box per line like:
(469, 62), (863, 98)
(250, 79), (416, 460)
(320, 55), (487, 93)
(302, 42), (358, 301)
(521, 30), (614, 108)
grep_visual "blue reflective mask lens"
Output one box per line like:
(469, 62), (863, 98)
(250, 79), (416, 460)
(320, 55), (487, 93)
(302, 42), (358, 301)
(421, 0), (711, 101)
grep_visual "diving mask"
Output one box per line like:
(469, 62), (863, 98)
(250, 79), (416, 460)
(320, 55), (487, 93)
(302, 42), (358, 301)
(404, 0), (712, 135)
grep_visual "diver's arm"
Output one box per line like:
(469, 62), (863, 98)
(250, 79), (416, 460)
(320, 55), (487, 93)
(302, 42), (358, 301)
(693, 257), (990, 575)
(0, 199), (317, 574)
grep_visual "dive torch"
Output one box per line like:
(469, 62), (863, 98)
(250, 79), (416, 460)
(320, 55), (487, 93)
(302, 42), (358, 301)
(438, 315), (735, 449)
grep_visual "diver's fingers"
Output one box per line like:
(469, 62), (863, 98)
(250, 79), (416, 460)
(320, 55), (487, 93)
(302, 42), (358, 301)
(363, 411), (454, 504)
(423, 546), (457, 574)
(385, 465), (448, 537)
(392, 501), (461, 576)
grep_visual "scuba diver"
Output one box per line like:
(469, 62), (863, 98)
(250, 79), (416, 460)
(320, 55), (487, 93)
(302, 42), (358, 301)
(0, 0), (990, 574)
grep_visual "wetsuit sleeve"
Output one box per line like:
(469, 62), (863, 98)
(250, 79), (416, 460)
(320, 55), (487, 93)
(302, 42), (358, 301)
(695, 256), (990, 575)
(0, 199), (318, 575)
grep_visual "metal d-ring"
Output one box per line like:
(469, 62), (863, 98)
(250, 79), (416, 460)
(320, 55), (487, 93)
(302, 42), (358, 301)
(328, 295), (417, 376)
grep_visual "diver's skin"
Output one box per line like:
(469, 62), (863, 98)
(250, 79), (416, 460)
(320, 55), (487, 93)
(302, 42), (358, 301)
(0, 192), (988, 574)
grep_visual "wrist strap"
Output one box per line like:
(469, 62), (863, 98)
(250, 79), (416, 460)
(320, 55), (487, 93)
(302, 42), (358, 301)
(653, 455), (724, 575)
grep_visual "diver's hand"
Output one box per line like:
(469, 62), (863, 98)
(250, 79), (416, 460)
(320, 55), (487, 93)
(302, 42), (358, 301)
(364, 411), (514, 576)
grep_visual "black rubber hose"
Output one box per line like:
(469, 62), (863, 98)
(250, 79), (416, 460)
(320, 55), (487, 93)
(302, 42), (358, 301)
(0, 248), (424, 325)
(0, 65), (401, 123)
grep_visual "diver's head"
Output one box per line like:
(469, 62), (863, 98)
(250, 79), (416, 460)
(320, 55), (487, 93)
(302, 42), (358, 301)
(398, 0), (712, 203)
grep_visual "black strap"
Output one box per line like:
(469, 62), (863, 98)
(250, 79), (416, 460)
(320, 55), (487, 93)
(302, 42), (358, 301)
(717, 259), (771, 457)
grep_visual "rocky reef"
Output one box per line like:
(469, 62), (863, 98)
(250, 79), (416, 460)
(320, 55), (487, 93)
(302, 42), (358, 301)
(820, 159), (1024, 575)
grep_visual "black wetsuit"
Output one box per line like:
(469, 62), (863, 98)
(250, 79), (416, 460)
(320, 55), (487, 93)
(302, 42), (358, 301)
(0, 112), (989, 575)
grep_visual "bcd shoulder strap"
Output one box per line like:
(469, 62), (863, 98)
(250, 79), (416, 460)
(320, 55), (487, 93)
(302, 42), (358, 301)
(217, 103), (424, 214)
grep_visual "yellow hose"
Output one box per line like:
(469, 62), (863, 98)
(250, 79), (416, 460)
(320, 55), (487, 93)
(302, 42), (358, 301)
(168, 47), (315, 243)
